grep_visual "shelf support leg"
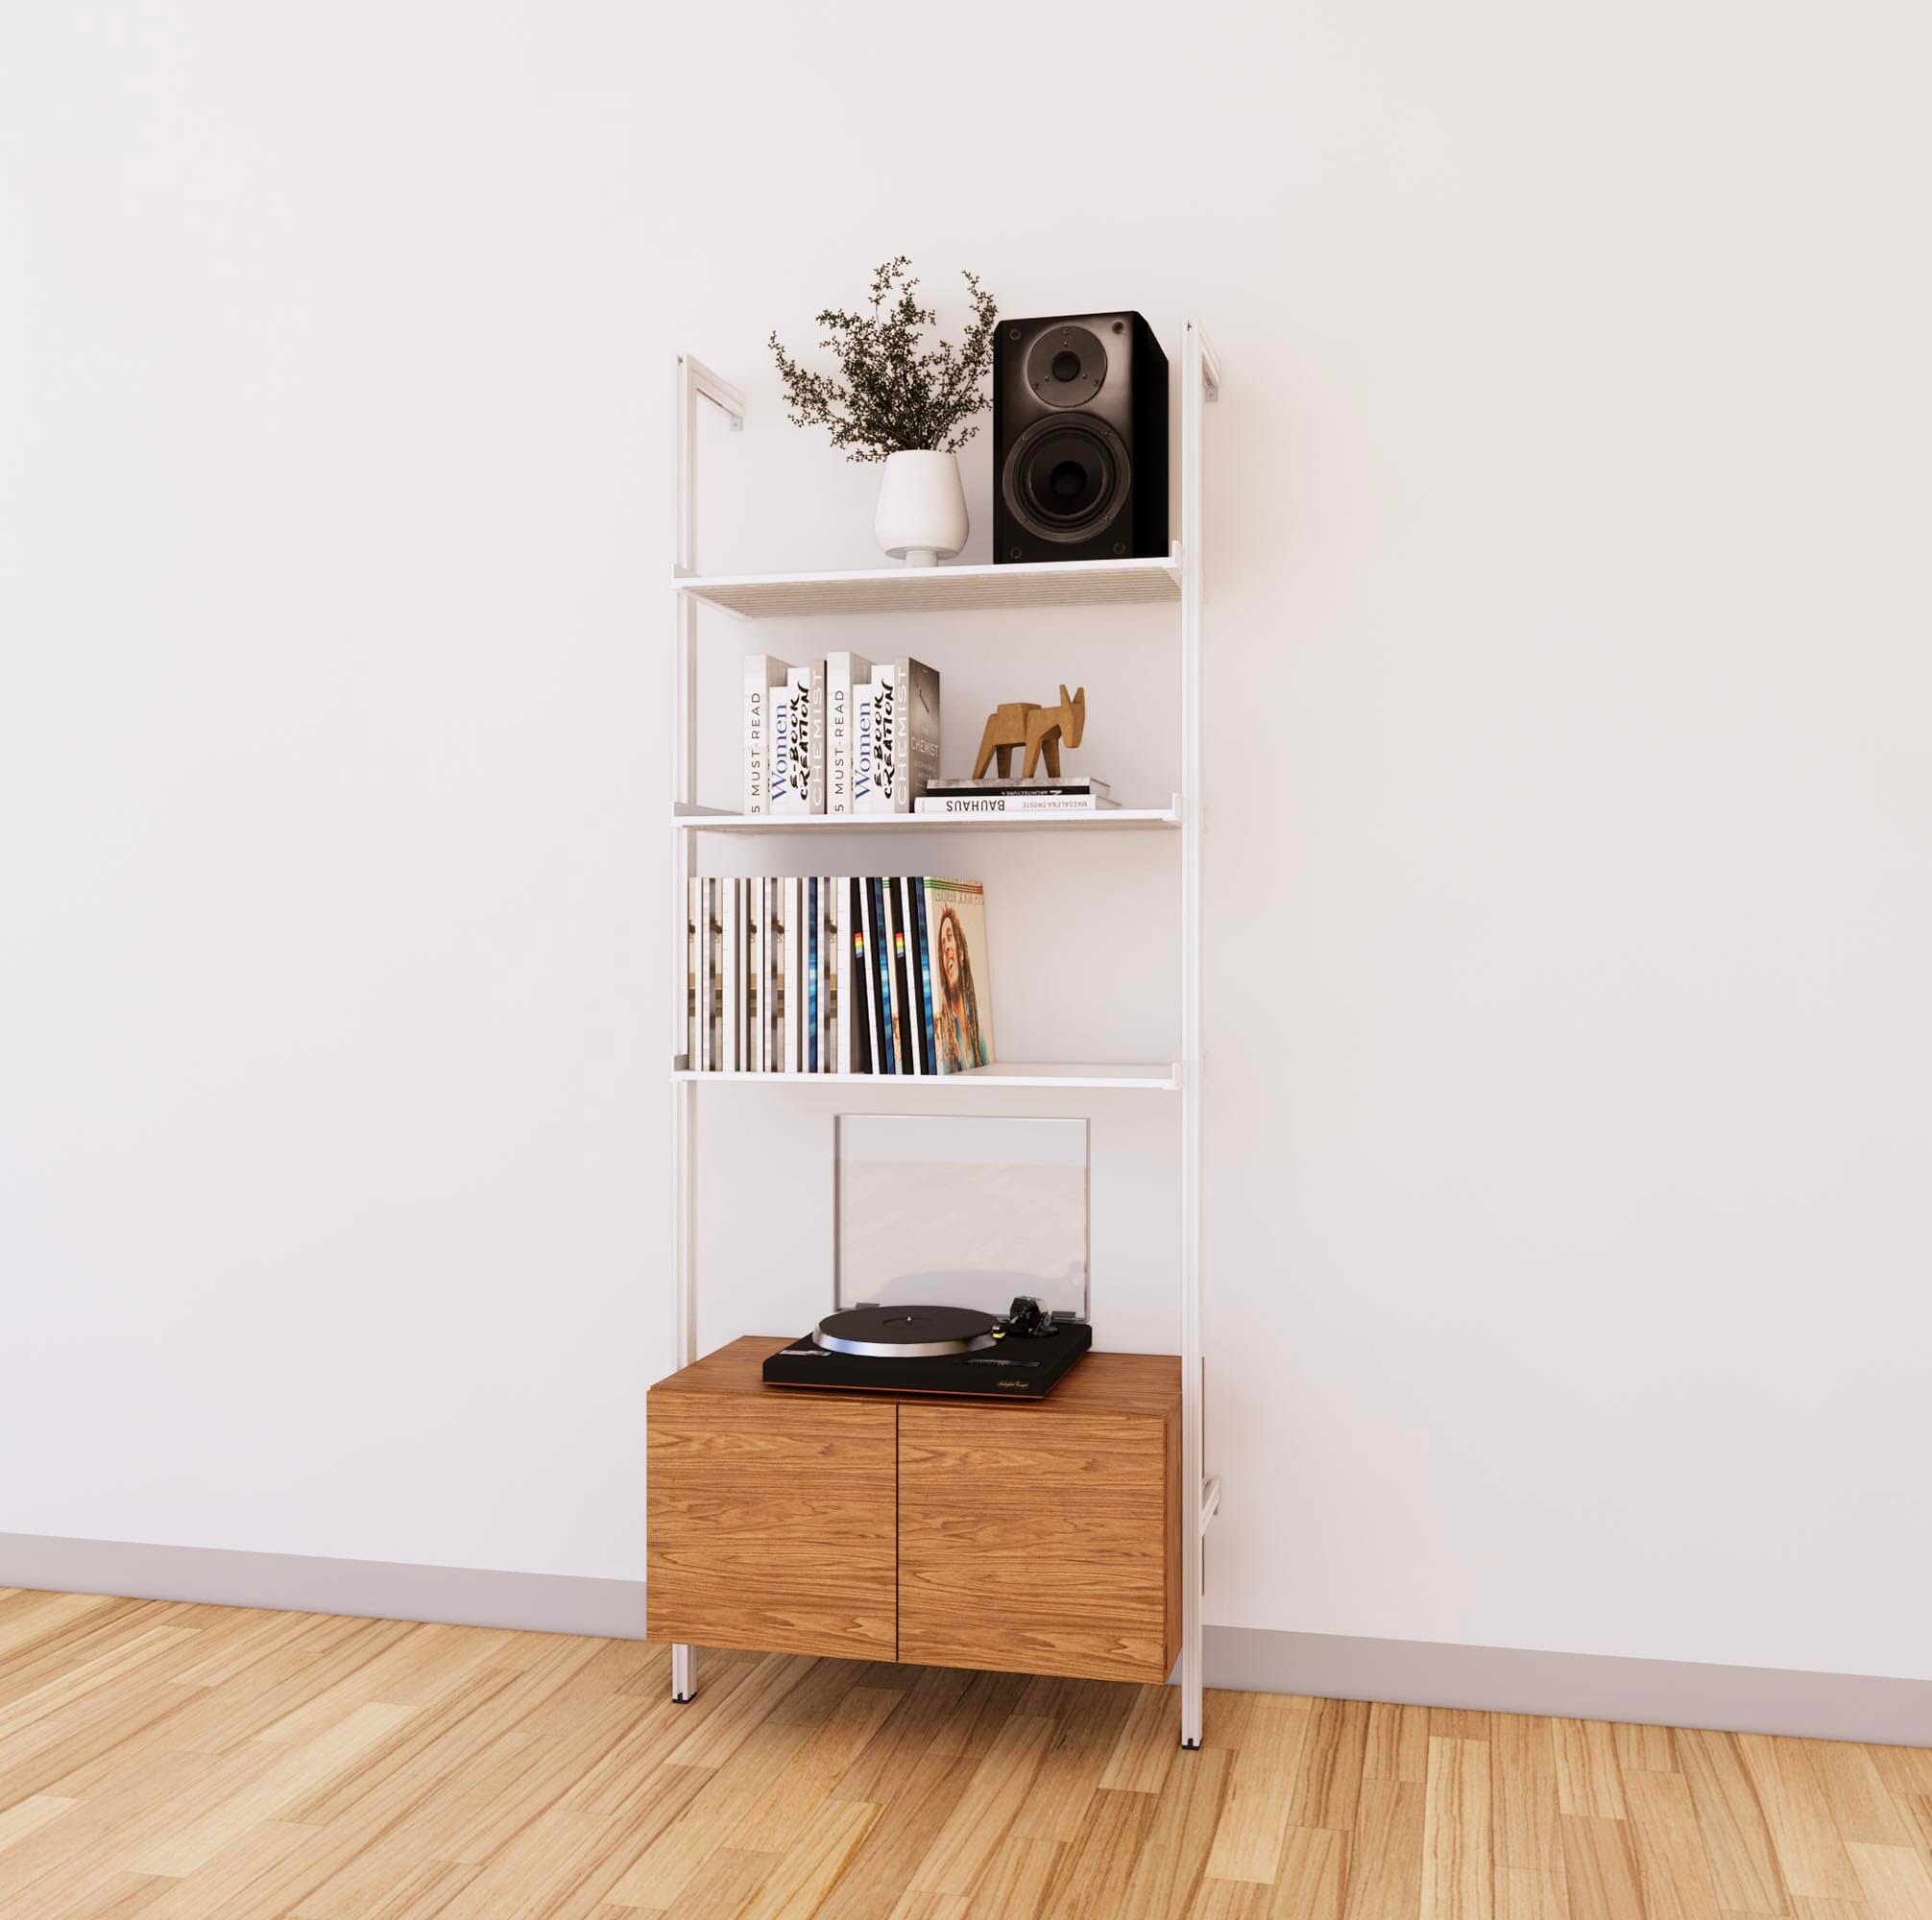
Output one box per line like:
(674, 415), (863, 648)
(1178, 320), (1219, 1749)
(664, 353), (739, 1702)
(671, 1642), (698, 1703)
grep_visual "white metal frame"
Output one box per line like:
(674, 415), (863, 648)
(665, 329), (1220, 1740)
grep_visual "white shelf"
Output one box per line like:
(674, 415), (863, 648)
(674, 803), (1180, 834)
(673, 1061), (1179, 1092)
(673, 555), (1181, 619)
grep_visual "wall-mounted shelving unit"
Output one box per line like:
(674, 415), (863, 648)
(665, 324), (1220, 1745)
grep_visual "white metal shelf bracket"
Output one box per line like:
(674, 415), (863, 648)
(1178, 319), (1219, 1748)
(669, 352), (744, 1707)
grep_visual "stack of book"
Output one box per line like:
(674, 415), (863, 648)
(686, 876), (993, 1076)
(744, 654), (940, 814)
(914, 776), (1117, 817)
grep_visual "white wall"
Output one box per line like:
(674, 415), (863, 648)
(4, 0), (1929, 1682)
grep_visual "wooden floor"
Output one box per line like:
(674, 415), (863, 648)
(2, 1591), (1930, 1919)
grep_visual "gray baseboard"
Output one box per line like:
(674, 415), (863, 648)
(0, 1531), (645, 1641)
(5, 1532), (1925, 1745)
(1203, 1626), (1932, 1747)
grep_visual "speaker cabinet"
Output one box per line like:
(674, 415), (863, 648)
(994, 311), (1169, 564)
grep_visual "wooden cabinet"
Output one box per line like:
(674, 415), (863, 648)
(647, 1338), (1181, 1687)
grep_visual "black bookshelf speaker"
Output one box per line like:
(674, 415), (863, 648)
(993, 312), (1169, 564)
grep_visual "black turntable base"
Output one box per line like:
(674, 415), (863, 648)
(761, 1300), (1093, 1400)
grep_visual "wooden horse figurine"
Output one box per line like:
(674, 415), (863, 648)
(973, 685), (1086, 780)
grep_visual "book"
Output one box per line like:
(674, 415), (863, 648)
(783, 877), (801, 1072)
(915, 791), (1120, 816)
(765, 878), (779, 1071)
(720, 877), (739, 1072)
(771, 663), (818, 815)
(889, 878), (920, 1076)
(851, 665), (886, 812)
(744, 878), (762, 1072)
(869, 876), (898, 1072)
(687, 876), (700, 1070)
(926, 776), (1112, 798)
(850, 876), (875, 1075)
(893, 660), (942, 808)
(909, 874), (938, 1072)
(826, 652), (874, 813)
(808, 662), (828, 812)
(743, 656), (790, 815)
(705, 878), (721, 1071)
(830, 877), (850, 1074)
(923, 877), (993, 1072)
(804, 878), (817, 1074)
(855, 659), (941, 813)
(816, 877), (832, 1073)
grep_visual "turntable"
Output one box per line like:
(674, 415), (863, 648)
(761, 1115), (1095, 1400)
(761, 1295), (1093, 1399)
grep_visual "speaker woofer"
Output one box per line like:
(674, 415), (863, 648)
(1001, 415), (1131, 544)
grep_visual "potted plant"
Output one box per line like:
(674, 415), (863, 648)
(770, 257), (998, 566)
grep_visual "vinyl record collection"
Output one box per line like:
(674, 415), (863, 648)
(686, 876), (993, 1076)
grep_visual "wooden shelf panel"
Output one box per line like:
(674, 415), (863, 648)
(673, 555), (1181, 619)
(675, 804), (1179, 834)
(672, 1061), (1179, 1092)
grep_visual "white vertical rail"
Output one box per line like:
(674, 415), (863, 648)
(1179, 320), (1220, 1747)
(669, 354), (743, 1705)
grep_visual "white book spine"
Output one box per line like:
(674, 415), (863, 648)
(853, 669), (889, 813)
(752, 879), (768, 1071)
(826, 653), (873, 813)
(807, 662), (828, 813)
(745, 879), (760, 1072)
(762, 876), (776, 1072)
(815, 876), (830, 1073)
(829, 876), (847, 1074)
(750, 877), (763, 1072)
(761, 876), (776, 1073)
(686, 877), (699, 1069)
(703, 876), (718, 1073)
(703, 878), (716, 1071)
(720, 877), (739, 1072)
(773, 665), (812, 815)
(913, 794), (1113, 816)
(743, 656), (788, 815)
(784, 878), (801, 1073)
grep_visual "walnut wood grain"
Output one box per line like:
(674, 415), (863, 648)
(646, 1380), (897, 1661)
(896, 1386), (1181, 1686)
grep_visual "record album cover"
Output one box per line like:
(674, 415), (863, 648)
(922, 877), (993, 1072)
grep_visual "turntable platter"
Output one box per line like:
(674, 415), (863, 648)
(813, 1305), (998, 1358)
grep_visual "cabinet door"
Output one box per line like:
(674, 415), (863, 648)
(647, 1389), (897, 1660)
(898, 1402), (1177, 1684)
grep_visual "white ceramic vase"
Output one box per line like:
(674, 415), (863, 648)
(874, 449), (968, 566)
